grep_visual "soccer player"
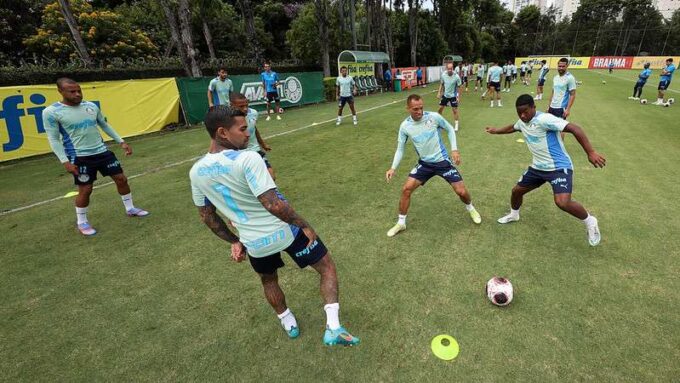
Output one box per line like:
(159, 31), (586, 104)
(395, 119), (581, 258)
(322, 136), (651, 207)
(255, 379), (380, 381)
(547, 57), (576, 120)
(487, 60), (503, 107)
(629, 63), (652, 100)
(190, 105), (360, 345)
(485, 94), (606, 247)
(230, 93), (276, 180)
(261, 62), (282, 121)
(511, 61), (518, 83)
(43, 78), (149, 236)
(519, 61), (528, 86)
(384, 66), (393, 91)
(384, 94), (481, 237)
(207, 66), (233, 109)
(527, 60), (534, 79)
(503, 61), (513, 92)
(416, 66), (424, 87)
(475, 63), (485, 92)
(654, 58), (675, 105)
(335, 66), (358, 126)
(437, 63), (462, 131)
(461, 62), (469, 92)
(608, 61), (614, 74)
(534, 60), (549, 100)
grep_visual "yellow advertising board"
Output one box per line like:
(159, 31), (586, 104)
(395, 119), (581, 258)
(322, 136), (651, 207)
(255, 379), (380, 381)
(0, 78), (180, 162)
(631, 56), (680, 69)
(338, 62), (375, 76)
(514, 56), (590, 69)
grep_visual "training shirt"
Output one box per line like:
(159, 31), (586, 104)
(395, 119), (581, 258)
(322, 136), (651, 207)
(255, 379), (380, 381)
(550, 72), (577, 109)
(43, 101), (123, 163)
(520, 63), (527, 73)
(245, 108), (261, 152)
(504, 65), (513, 76)
(513, 112), (572, 171)
(190, 150), (296, 258)
(661, 64), (676, 81)
(538, 65), (550, 81)
(261, 71), (279, 93)
(208, 77), (233, 106)
(416, 68), (423, 78)
(384, 70), (392, 80)
(477, 65), (485, 78)
(511, 64), (518, 74)
(390, 112), (457, 169)
(336, 75), (355, 97)
(440, 72), (462, 98)
(462, 65), (469, 77)
(638, 68), (652, 83)
(488, 65), (503, 82)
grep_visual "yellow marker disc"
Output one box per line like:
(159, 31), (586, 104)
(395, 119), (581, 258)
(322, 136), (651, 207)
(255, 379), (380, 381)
(64, 191), (79, 198)
(516, 138), (525, 143)
(431, 334), (460, 361)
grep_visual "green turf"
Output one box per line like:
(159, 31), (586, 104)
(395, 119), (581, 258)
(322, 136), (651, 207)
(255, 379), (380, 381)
(1, 69), (679, 382)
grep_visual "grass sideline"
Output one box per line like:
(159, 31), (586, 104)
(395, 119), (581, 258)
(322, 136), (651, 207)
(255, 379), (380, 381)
(1, 69), (679, 382)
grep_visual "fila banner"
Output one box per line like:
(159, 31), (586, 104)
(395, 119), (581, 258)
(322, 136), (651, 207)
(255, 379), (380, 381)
(338, 62), (375, 77)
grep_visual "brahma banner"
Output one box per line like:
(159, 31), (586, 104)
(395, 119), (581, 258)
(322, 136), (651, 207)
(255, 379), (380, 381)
(589, 56), (634, 69)
(0, 78), (180, 162)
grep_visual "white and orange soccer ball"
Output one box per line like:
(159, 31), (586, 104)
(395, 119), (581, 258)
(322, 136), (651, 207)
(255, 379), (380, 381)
(486, 277), (514, 307)
(640, 99), (648, 104)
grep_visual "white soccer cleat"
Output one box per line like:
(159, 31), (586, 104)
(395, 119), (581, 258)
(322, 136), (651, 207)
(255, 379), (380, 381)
(628, 96), (635, 100)
(276, 115), (282, 120)
(336, 118), (341, 126)
(353, 119), (358, 126)
(586, 217), (601, 246)
(497, 213), (519, 224)
(387, 223), (406, 237)
(266, 115), (271, 121)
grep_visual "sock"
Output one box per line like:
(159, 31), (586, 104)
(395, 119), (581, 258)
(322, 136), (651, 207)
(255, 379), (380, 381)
(324, 303), (341, 330)
(352, 114), (357, 120)
(498, 100), (502, 106)
(76, 207), (88, 225)
(454, 120), (459, 128)
(658, 98), (663, 103)
(121, 193), (135, 211)
(277, 308), (298, 331)
(337, 116), (341, 121)
(490, 101), (494, 107)
(465, 203), (475, 212)
(583, 214), (597, 226)
(398, 214), (406, 225)
(509, 208), (520, 218)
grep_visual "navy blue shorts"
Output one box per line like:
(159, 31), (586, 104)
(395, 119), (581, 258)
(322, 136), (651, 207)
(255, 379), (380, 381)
(476, 76), (482, 81)
(538, 78), (546, 86)
(520, 71), (526, 77)
(548, 107), (564, 118)
(72, 150), (123, 185)
(266, 91), (280, 102)
(257, 151), (272, 169)
(658, 80), (671, 90)
(248, 227), (328, 275)
(489, 81), (501, 91)
(439, 96), (459, 107)
(528, 69), (533, 74)
(409, 160), (463, 185)
(518, 167), (573, 194)
(338, 96), (354, 107)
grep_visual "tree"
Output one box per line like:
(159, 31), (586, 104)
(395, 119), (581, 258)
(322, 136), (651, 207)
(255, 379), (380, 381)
(314, 0), (331, 76)
(159, 0), (191, 75)
(0, 0), (45, 65)
(237, 0), (263, 65)
(56, 0), (93, 66)
(197, 0), (218, 61)
(177, 0), (201, 76)
(407, 0), (420, 66)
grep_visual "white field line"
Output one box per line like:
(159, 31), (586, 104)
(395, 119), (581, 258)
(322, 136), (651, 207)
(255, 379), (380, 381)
(1, 96), (420, 216)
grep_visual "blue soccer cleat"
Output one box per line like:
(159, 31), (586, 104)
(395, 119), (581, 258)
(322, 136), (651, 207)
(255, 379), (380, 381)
(286, 326), (300, 339)
(323, 326), (360, 346)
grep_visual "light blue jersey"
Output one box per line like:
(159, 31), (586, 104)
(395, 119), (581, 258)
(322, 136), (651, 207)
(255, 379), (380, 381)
(336, 75), (355, 97)
(190, 150), (295, 258)
(477, 65), (485, 78)
(43, 101), (123, 163)
(538, 65), (550, 81)
(390, 112), (457, 169)
(513, 112), (572, 171)
(550, 72), (577, 109)
(638, 68), (652, 83)
(488, 65), (503, 82)
(208, 77), (233, 106)
(661, 64), (675, 81)
(440, 72), (462, 97)
(245, 108), (261, 152)
(261, 71), (279, 93)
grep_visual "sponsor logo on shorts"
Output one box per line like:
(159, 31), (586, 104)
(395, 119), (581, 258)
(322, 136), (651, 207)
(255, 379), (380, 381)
(106, 160), (120, 169)
(295, 239), (319, 257)
(442, 169), (458, 177)
(77, 174), (90, 182)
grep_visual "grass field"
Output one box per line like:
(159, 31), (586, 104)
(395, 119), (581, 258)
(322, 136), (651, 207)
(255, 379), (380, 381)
(1, 69), (679, 382)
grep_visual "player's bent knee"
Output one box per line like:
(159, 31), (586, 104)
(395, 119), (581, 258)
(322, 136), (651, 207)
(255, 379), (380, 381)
(554, 195), (571, 210)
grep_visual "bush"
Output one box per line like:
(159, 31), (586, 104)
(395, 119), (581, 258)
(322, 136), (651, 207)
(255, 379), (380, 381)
(323, 77), (336, 102)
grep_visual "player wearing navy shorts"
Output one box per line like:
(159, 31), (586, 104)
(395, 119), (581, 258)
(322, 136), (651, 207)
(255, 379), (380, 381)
(230, 93), (276, 180)
(629, 63), (651, 100)
(261, 62), (283, 121)
(335, 66), (358, 125)
(534, 60), (549, 100)
(654, 58), (675, 105)
(437, 62), (463, 131)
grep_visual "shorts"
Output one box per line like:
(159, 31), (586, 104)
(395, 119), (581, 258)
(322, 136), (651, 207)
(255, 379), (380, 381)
(258, 151), (272, 169)
(548, 107), (565, 118)
(439, 96), (459, 107)
(518, 167), (573, 194)
(489, 81), (501, 91)
(248, 227), (328, 275)
(635, 81), (646, 88)
(520, 71), (526, 77)
(266, 91), (280, 102)
(409, 160), (463, 185)
(513, 73), (518, 79)
(71, 150), (123, 185)
(338, 96), (354, 107)
(528, 69), (533, 74)
(417, 76), (423, 81)
(463, 76), (468, 83)
(538, 78), (546, 86)
(658, 80), (671, 90)
(476, 76), (482, 81)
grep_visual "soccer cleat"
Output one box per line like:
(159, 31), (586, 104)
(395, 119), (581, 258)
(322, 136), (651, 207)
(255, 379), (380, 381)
(323, 326), (360, 346)
(490, 102), (494, 108)
(127, 207), (150, 217)
(633, 97), (640, 100)
(336, 119), (341, 126)
(454, 125), (459, 132)
(285, 326), (300, 339)
(469, 208), (482, 224)
(276, 115), (282, 120)
(77, 222), (97, 236)
(387, 223), (406, 237)
(266, 115), (271, 121)
(628, 96), (635, 100)
(587, 218), (601, 246)
(353, 118), (358, 126)
(497, 213), (519, 224)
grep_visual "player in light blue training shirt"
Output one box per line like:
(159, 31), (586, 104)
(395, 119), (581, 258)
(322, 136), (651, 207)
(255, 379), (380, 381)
(207, 66), (233, 108)
(655, 57), (675, 105)
(230, 93), (276, 180)
(437, 63), (463, 131)
(486, 94), (606, 247)
(475, 63), (485, 92)
(534, 60), (549, 100)
(42, 78), (149, 236)
(548, 57), (577, 119)
(189, 105), (360, 345)
(630, 62), (652, 100)
(335, 66), (358, 125)
(384, 94), (481, 237)
(485, 60), (504, 107)
(261, 62), (282, 121)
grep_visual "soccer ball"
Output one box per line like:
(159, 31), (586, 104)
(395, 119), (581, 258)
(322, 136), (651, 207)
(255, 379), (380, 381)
(663, 102), (670, 107)
(278, 107), (284, 113)
(486, 277), (513, 307)
(668, 98), (675, 104)
(640, 99), (648, 104)
(601, 80), (606, 84)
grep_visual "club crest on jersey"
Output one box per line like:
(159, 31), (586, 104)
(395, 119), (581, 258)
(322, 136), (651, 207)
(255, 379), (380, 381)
(78, 174), (90, 182)
(85, 106), (96, 115)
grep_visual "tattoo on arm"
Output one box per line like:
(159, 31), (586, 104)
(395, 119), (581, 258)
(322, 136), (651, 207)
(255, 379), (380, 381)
(198, 205), (239, 243)
(257, 189), (310, 228)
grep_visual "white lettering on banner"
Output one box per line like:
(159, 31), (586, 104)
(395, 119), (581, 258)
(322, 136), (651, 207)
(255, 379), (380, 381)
(592, 57), (630, 68)
(240, 76), (303, 106)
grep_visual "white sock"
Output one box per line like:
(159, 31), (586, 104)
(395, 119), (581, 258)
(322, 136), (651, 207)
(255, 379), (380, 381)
(583, 214), (597, 227)
(352, 115), (357, 120)
(121, 193), (135, 211)
(658, 98), (663, 103)
(76, 207), (88, 225)
(482, 90), (487, 97)
(454, 121), (459, 128)
(324, 303), (341, 330)
(277, 308), (298, 330)
(398, 214), (407, 225)
(509, 208), (520, 217)
(498, 100), (502, 106)
(465, 203), (475, 212)
(490, 101), (494, 107)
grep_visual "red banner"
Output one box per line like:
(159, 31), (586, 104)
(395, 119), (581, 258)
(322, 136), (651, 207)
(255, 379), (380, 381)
(393, 67), (426, 88)
(589, 56), (633, 69)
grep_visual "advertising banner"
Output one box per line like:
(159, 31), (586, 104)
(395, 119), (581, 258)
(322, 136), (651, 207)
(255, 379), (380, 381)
(515, 56), (591, 69)
(338, 62), (375, 77)
(631, 56), (680, 69)
(176, 72), (324, 124)
(427, 66), (442, 83)
(392, 67), (423, 87)
(0, 78), (180, 162)
(589, 56), (634, 69)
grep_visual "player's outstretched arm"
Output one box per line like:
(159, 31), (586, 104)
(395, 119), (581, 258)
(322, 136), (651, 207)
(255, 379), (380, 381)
(257, 189), (317, 246)
(485, 125), (516, 135)
(563, 123), (606, 168)
(255, 129), (271, 151)
(197, 204), (240, 244)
